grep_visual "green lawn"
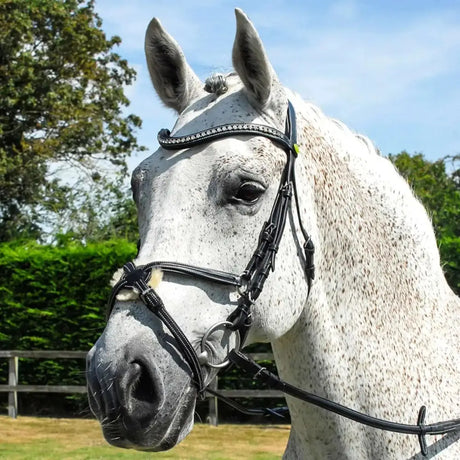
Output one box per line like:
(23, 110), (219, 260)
(0, 416), (290, 459)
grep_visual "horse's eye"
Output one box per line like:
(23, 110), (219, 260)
(234, 182), (265, 204)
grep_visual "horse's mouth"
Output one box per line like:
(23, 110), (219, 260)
(100, 384), (197, 451)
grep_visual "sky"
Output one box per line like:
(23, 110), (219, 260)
(94, 0), (460, 171)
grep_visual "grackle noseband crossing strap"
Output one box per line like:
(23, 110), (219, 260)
(107, 101), (459, 457)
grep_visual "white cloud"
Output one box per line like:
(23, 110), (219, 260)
(258, 7), (460, 158)
(272, 11), (460, 113)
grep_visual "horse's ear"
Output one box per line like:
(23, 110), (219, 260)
(145, 18), (202, 113)
(232, 9), (278, 108)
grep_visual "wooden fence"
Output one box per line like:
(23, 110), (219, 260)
(0, 350), (283, 425)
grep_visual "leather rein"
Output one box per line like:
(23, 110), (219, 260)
(107, 101), (459, 456)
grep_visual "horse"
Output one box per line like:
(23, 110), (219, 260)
(86, 9), (460, 459)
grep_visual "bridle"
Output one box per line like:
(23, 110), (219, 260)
(107, 100), (459, 456)
(108, 101), (313, 389)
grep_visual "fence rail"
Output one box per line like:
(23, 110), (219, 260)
(0, 350), (283, 424)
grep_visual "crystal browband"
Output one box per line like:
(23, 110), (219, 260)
(157, 122), (294, 152)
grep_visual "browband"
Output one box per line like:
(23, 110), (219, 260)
(158, 121), (294, 153)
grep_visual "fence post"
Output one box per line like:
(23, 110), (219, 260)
(207, 376), (218, 426)
(8, 355), (18, 419)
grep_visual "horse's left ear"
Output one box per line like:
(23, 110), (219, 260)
(232, 9), (279, 108)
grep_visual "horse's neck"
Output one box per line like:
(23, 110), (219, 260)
(271, 97), (459, 458)
(295, 98), (448, 315)
(290, 96), (457, 352)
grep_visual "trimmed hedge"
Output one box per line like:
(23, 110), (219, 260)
(0, 239), (136, 388)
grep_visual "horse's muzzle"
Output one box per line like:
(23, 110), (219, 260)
(86, 337), (196, 451)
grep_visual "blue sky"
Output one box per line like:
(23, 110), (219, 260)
(94, 0), (460, 170)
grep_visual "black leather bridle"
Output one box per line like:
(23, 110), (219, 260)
(108, 101), (313, 390)
(107, 100), (459, 457)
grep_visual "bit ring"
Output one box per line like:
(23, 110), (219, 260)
(200, 321), (241, 369)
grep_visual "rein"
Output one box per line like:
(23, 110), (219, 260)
(107, 101), (459, 457)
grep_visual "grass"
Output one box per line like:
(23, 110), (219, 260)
(0, 416), (290, 459)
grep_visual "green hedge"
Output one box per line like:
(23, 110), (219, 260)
(0, 239), (136, 388)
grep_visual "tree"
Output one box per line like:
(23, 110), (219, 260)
(390, 152), (460, 294)
(0, 0), (144, 241)
(52, 181), (139, 244)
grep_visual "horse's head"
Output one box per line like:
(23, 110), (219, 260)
(86, 9), (310, 451)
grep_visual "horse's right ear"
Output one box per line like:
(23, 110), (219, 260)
(145, 18), (202, 113)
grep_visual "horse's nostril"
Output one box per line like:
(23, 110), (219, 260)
(130, 360), (158, 404)
(119, 358), (164, 427)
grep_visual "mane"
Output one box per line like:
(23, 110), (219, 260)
(288, 90), (381, 160)
(204, 73), (380, 160)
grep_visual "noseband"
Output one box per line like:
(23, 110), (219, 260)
(107, 101), (459, 456)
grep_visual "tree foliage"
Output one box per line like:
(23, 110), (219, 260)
(390, 152), (460, 294)
(0, 0), (144, 241)
(42, 176), (139, 244)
